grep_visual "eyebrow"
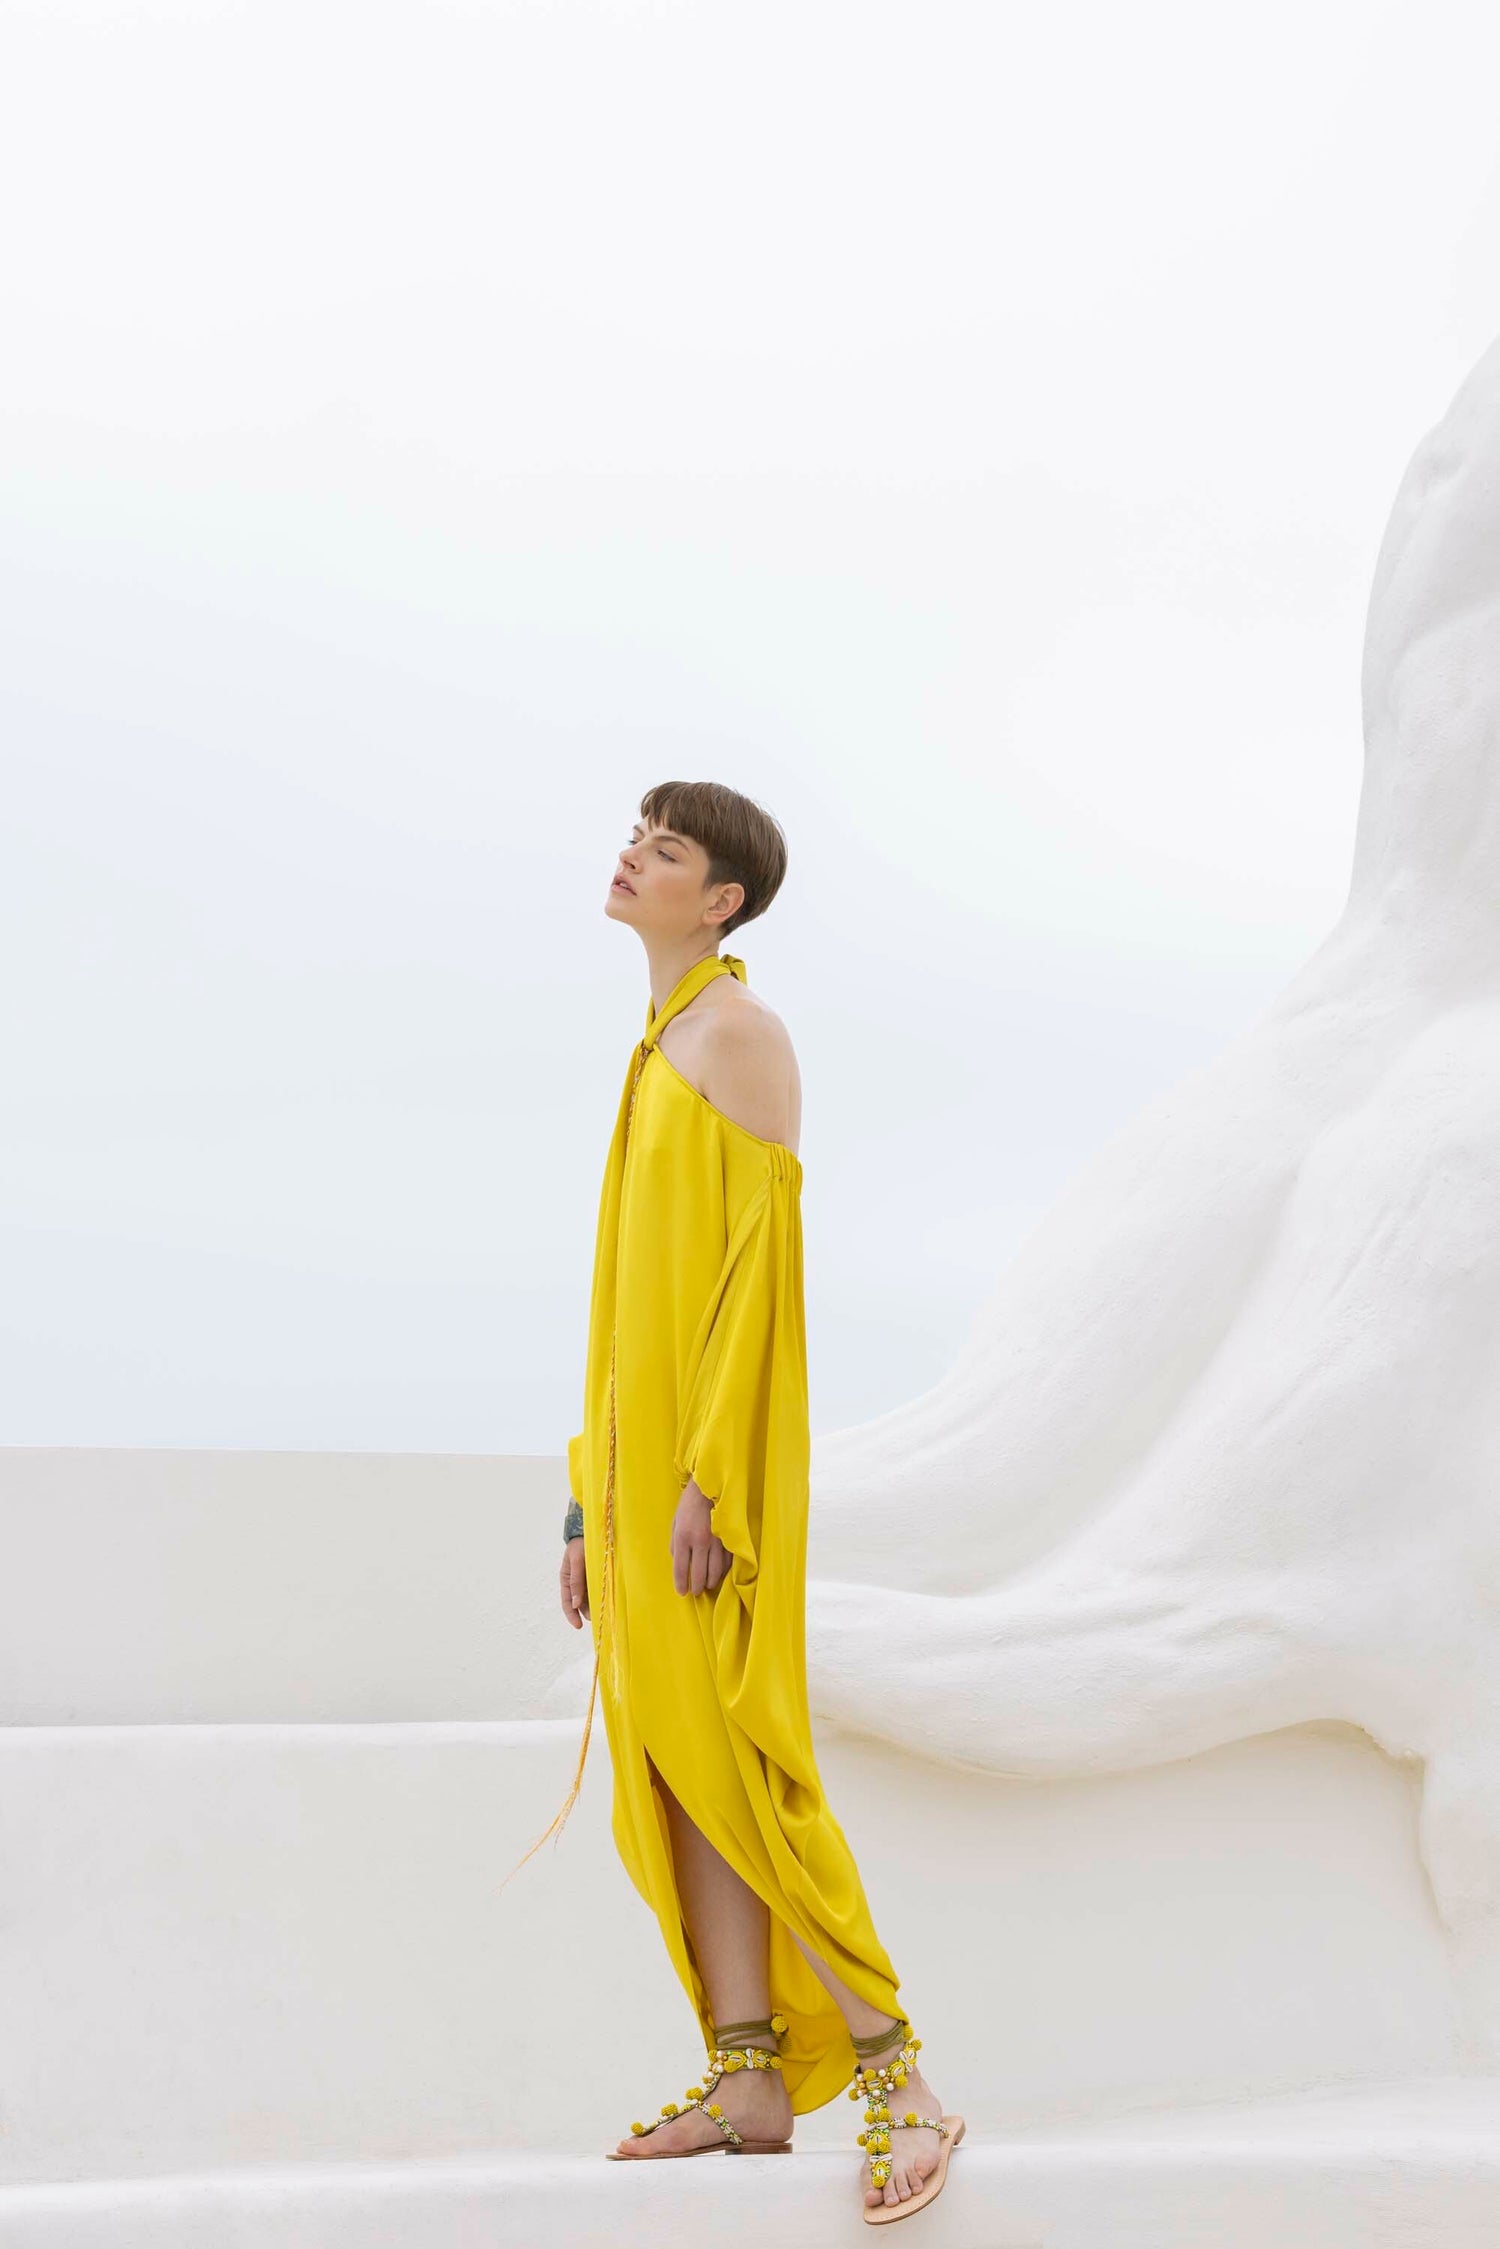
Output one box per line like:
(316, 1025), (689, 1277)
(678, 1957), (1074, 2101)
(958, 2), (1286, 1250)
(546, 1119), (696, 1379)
(631, 826), (692, 850)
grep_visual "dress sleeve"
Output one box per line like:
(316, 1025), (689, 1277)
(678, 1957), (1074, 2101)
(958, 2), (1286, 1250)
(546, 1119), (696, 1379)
(672, 1154), (809, 1602)
(566, 1430), (586, 1504)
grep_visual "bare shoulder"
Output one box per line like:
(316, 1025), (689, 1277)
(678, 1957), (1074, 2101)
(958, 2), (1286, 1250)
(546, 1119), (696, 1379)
(699, 986), (802, 1155)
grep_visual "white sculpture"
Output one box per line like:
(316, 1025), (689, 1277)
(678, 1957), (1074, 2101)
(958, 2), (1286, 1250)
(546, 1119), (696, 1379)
(805, 333), (1500, 2060)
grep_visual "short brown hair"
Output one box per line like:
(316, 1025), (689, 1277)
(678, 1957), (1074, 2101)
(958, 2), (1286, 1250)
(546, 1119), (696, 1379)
(638, 781), (788, 941)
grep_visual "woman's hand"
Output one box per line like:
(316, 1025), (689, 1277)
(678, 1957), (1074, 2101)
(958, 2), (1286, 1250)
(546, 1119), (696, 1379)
(670, 1477), (729, 1597)
(560, 1535), (589, 1627)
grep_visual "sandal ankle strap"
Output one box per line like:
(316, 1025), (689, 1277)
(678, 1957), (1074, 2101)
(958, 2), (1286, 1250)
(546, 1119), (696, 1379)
(712, 2010), (787, 2045)
(850, 2012), (911, 2056)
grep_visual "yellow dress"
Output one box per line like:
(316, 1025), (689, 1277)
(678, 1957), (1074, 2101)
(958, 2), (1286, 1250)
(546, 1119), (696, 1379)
(544, 950), (903, 2114)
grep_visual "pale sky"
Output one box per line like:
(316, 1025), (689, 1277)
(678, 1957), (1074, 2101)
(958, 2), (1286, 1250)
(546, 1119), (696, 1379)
(3, 0), (1497, 1453)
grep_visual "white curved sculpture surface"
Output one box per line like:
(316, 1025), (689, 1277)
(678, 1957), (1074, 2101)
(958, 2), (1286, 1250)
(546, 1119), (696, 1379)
(805, 333), (1500, 2056)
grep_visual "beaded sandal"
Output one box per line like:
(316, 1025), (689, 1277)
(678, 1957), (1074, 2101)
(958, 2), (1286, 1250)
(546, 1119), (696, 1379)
(604, 2012), (795, 2158)
(847, 2016), (965, 2225)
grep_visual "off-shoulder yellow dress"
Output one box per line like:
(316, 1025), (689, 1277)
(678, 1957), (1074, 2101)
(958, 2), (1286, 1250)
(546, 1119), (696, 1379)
(556, 950), (904, 2114)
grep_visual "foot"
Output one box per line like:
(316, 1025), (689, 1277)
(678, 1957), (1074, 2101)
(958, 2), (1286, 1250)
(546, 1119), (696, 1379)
(612, 2041), (793, 2157)
(856, 2032), (946, 2211)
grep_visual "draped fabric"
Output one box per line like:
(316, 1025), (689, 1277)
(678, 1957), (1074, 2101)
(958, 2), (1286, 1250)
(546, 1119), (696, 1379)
(559, 952), (903, 2114)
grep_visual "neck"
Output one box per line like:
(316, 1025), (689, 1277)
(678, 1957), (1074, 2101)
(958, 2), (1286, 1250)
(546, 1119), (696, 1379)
(643, 936), (722, 1014)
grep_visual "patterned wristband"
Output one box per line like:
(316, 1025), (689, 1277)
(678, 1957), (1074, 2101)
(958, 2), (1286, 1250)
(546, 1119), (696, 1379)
(562, 1498), (584, 1545)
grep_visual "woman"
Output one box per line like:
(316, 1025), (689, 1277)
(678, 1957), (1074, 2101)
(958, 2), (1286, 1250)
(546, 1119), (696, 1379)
(517, 780), (964, 2223)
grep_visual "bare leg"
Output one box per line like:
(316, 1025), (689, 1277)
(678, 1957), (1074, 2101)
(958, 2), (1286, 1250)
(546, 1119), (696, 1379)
(655, 1758), (775, 2022)
(611, 1756), (793, 2154)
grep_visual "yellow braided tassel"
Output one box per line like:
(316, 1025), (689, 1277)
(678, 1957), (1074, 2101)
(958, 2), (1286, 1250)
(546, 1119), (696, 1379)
(496, 1044), (645, 1889)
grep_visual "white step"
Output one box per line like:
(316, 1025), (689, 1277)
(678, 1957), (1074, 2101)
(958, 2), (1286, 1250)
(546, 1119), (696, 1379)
(3, 2081), (1499, 2249)
(0, 1713), (1466, 2182)
(2, 1448), (1493, 2245)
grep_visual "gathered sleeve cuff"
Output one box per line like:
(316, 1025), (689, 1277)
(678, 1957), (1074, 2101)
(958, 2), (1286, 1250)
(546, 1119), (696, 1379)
(671, 1155), (808, 1604)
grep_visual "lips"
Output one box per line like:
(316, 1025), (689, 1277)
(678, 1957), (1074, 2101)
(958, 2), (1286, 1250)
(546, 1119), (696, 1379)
(613, 877), (635, 893)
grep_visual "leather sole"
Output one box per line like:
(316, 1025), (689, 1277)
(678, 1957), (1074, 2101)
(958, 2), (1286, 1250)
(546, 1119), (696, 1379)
(605, 2136), (794, 2159)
